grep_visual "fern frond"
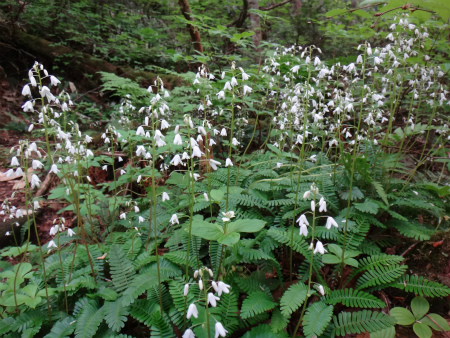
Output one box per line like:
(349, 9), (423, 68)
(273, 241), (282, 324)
(109, 244), (136, 293)
(331, 310), (395, 337)
(10, 310), (44, 333)
(129, 299), (157, 328)
(217, 292), (239, 334)
(240, 291), (276, 319)
(389, 274), (450, 297)
(389, 220), (434, 240)
(74, 301), (104, 338)
(321, 289), (385, 308)
(303, 301), (333, 338)
(121, 271), (163, 306)
(280, 283), (308, 317)
(103, 298), (129, 332)
(150, 311), (174, 338)
(271, 308), (289, 333)
(356, 265), (407, 290)
(241, 323), (289, 338)
(346, 254), (404, 283)
(44, 316), (76, 338)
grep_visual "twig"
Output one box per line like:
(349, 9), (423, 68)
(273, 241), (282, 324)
(401, 242), (418, 257)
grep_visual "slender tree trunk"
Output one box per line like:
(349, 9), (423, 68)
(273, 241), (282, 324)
(178, 0), (204, 54)
(248, 0), (262, 48)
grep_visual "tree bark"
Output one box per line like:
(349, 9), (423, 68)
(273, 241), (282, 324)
(248, 0), (262, 48)
(177, 0), (204, 54)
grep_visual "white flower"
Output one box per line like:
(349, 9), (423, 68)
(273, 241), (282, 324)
(184, 283), (190, 296)
(243, 85), (252, 95)
(138, 216), (145, 223)
(216, 90), (225, 100)
(186, 303), (199, 319)
(11, 157), (19, 166)
(33, 201), (40, 210)
(299, 223), (308, 237)
(170, 214), (179, 225)
(22, 85), (31, 96)
(49, 225), (59, 236)
(412, 190), (419, 196)
(173, 134), (183, 146)
(28, 124), (34, 132)
(192, 173), (201, 181)
(161, 119), (170, 129)
(217, 281), (231, 296)
(204, 193), (209, 201)
(192, 146), (204, 158)
(5, 231), (10, 236)
(182, 329), (195, 338)
(221, 211), (235, 222)
(212, 281), (219, 293)
(31, 174), (41, 189)
(313, 241), (327, 255)
(325, 217), (338, 229)
(47, 240), (57, 249)
(22, 101), (34, 112)
(67, 228), (76, 237)
(317, 284), (325, 296)
(209, 159), (221, 170)
(318, 197), (327, 212)
(224, 82), (232, 91)
(136, 126), (145, 136)
(199, 278), (203, 290)
(50, 76), (61, 86)
(170, 154), (183, 166)
(303, 191), (311, 199)
(296, 214), (309, 226)
(225, 158), (233, 167)
(120, 213), (126, 220)
(162, 192), (170, 202)
(311, 200), (315, 212)
(232, 138), (240, 146)
(207, 292), (220, 307)
(230, 77), (238, 87)
(220, 128), (227, 136)
(136, 145), (146, 156)
(215, 322), (228, 338)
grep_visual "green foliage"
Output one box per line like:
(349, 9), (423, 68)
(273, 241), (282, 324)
(109, 244), (136, 293)
(389, 275), (450, 298)
(303, 301), (333, 338)
(240, 291), (277, 319)
(331, 310), (396, 337)
(280, 283), (309, 317)
(322, 289), (385, 308)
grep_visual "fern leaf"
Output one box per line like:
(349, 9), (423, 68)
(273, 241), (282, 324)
(103, 298), (129, 332)
(391, 220), (434, 240)
(75, 301), (104, 338)
(44, 317), (76, 338)
(303, 301), (333, 338)
(331, 310), (395, 337)
(121, 272), (162, 306)
(372, 181), (388, 205)
(389, 274), (450, 297)
(241, 324), (289, 338)
(271, 308), (288, 333)
(109, 244), (136, 293)
(356, 265), (407, 290)
(10, 310), (44, 333)
(129, 299), (158, 328)
(240, 291), (276, 319)
(322, 289), (385, 308)
(280, 283), (308, 317)
(150, 311), (174, 338)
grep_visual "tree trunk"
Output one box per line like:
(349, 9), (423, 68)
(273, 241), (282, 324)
(178, 0), (204, 54)
(248, 0), (262, 48)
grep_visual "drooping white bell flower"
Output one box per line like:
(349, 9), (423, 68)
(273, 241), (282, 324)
(299, 223), (308, 237)
(296, 214), (309, 226)
(207, 292), (220, 307)
(184, 283), (189, 296)
(214, 322), (228, 338)
(162, 192), (170, 202)
(217, 281), (231, 296)
(170, 214), (179, 225)
(319, 197), (327, 212)
(325, 217), (338, 229)
(186, 303), (198, 319)
(182, 329), (195, 338)
(313, 241), (327, 255)
(225, 158), (233, 167)
(209, 159), (221, 170)
(30, 174), (41, 189)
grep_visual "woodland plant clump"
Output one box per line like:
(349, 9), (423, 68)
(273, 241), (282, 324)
(1, 13), (450, 338)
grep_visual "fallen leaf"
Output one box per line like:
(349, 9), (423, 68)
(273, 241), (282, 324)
(432, 240), (444, 248)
